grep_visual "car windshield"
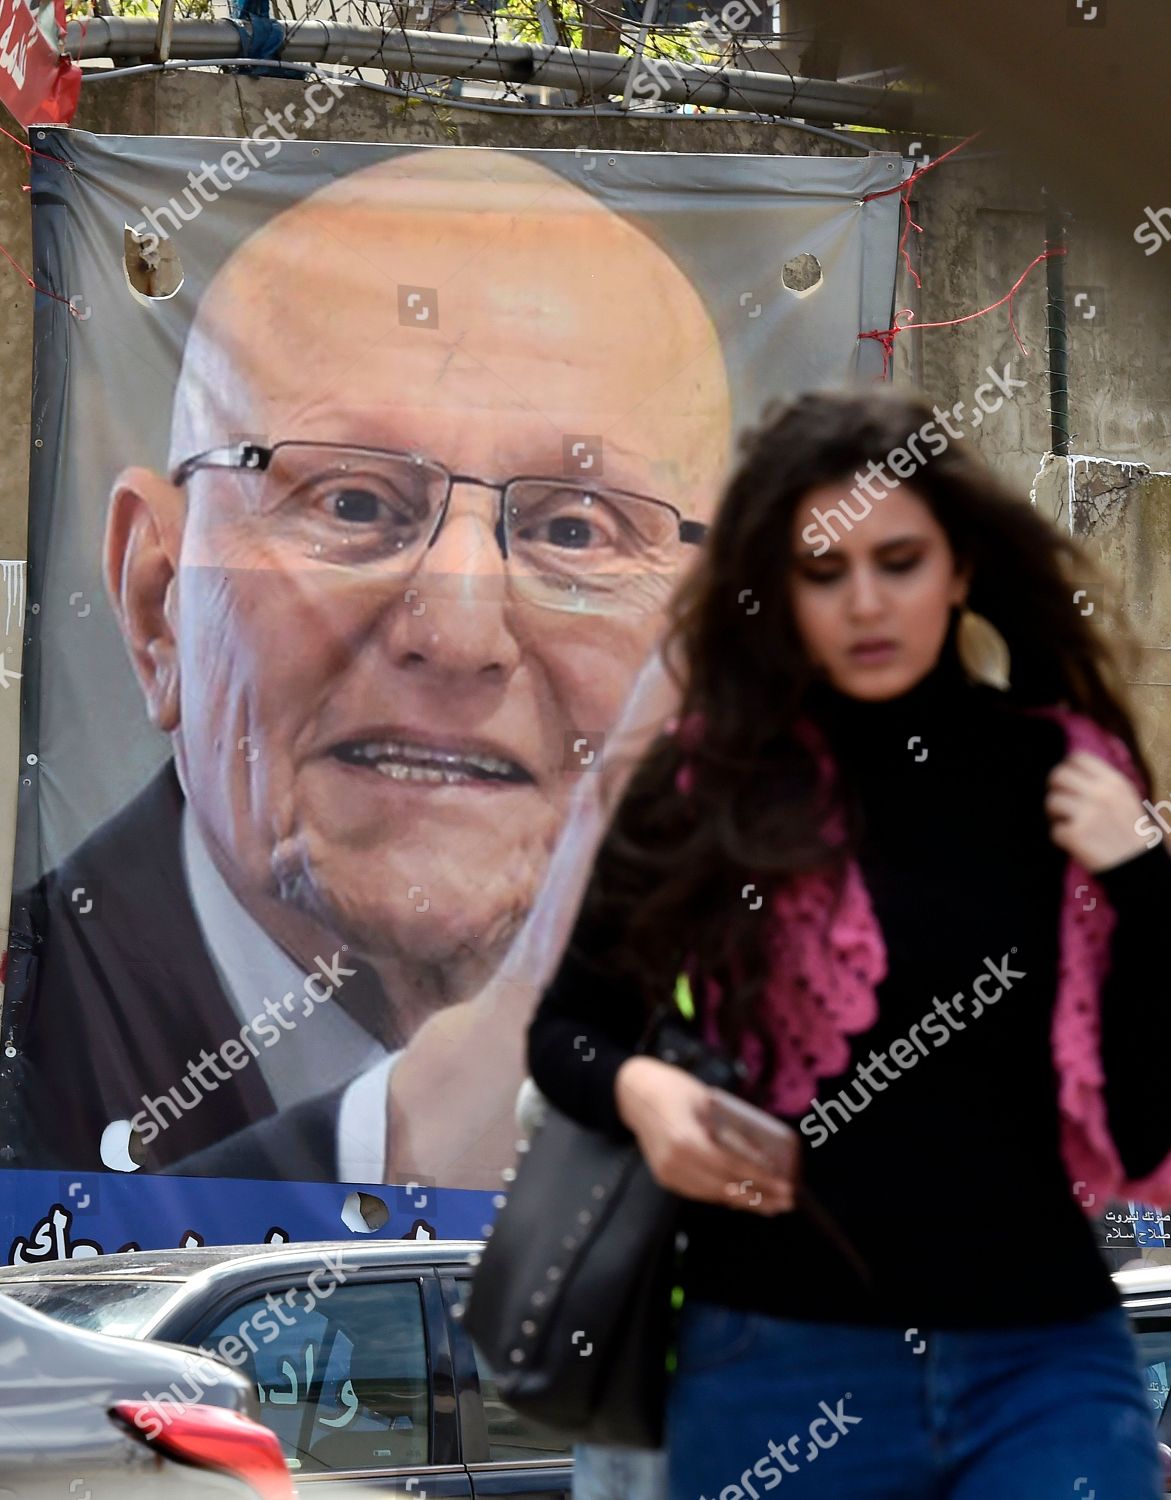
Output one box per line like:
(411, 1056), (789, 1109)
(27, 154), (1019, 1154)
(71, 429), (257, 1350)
(0, 1279), (182, 1337)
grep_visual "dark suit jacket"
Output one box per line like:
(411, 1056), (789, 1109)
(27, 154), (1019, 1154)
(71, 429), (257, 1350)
(3, 763), (380, 1180)
(174, 1086), (345, 1181)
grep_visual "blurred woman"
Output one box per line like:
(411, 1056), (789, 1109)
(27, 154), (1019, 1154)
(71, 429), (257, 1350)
(528, 389), (1171, 1499)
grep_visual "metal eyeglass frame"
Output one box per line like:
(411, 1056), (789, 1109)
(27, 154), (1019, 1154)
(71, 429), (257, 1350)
(169, 440), (709, 561)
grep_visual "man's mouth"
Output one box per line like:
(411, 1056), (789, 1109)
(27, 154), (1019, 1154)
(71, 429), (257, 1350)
(331, 736), (533, 785)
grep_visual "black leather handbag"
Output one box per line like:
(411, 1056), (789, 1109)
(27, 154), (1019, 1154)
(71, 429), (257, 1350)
(463, 1013), (735, 1449)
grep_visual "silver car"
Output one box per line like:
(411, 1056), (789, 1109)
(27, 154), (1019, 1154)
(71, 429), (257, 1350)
(0, 1285), (293, 1499)
(0, 1239), (572, 1495)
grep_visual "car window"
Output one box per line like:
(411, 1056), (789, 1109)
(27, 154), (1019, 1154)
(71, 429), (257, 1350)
(456, 1279), (571, 1462)
(201, 1279), (430, 1474)
(1129, 1314), (1171, 1434)
(0, 1280), (182, 1336)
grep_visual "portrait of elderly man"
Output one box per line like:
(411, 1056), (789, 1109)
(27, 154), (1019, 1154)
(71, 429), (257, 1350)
(9, 145), (732, 1179)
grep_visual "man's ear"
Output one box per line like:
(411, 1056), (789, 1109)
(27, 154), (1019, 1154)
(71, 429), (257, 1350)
(105, 467), (184, 733)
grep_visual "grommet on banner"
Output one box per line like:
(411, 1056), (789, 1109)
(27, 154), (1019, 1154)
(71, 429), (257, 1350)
(1, 124), (64, 164)
(0, 122), (82, 310)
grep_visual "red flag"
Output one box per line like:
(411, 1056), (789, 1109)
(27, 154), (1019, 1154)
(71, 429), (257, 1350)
(0, 0), (80, 127)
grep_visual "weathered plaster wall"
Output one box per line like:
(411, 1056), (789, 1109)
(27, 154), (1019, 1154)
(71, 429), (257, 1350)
(894, 146), (1171, 493)
(1034, 456), (1171, 796)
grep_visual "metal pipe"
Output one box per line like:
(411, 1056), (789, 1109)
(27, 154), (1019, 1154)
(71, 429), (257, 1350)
(76, 57), (878, 142)
(1043, 194), (1070, 458)
(64, 17), (935, 126)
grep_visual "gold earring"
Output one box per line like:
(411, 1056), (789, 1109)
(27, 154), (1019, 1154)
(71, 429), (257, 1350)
(956, 607), (1011, 691)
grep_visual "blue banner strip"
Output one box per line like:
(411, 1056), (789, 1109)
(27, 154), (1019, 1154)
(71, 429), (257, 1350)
(1, 1169), (498, 1264)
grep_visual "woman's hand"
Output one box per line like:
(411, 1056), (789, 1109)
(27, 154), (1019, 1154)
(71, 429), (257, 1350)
(1045, 750), (1149, 873)
(614, 1056), (795, 1216)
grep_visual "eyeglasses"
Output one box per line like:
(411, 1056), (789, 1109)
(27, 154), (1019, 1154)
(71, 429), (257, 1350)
(171, 440), (708, 616)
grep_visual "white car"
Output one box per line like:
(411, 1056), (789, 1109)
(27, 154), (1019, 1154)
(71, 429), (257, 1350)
(1115, 1265), (1171, 1488)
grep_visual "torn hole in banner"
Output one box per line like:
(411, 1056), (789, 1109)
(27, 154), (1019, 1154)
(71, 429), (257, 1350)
(100, 1117), (148, 1172)
(341, 1190), (389, 1233)
(123, 225), (184, 302)
(782, 252), (823, 296)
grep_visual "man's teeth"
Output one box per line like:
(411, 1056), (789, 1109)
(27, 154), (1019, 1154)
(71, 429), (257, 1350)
(379, 762), (468, 784)
(347, 740), (517, 780)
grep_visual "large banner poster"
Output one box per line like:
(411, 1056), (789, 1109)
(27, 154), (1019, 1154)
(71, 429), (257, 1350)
(0, 129), (901, 1258)
(0, 0), (79, 126)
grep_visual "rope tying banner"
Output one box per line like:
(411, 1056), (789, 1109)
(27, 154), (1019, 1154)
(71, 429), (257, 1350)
(859, 247), (1066, 377)
(863, 131), (982, 291)
(0, 122), (83, 313)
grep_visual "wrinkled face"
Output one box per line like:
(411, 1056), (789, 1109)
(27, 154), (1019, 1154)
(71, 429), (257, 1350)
(789, 482), (968, 701)
(120, 152), (731, 979)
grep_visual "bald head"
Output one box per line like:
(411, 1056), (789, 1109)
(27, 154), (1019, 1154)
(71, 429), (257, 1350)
(109, 146), (736, 1012)
(171, 147), (731, 508)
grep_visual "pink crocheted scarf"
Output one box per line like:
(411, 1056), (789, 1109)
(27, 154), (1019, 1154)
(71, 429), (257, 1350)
(682, 706), (1169, 1211)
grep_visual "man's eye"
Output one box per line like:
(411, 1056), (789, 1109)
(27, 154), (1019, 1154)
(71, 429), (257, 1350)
(322, 486), (385, 525)
(513, 491), (621, 552)
(299, 471), (430, 530)
(524, 514), (602, 550)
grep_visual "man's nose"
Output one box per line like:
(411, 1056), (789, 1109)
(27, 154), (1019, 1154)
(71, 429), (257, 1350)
(379, 483), (521, 680)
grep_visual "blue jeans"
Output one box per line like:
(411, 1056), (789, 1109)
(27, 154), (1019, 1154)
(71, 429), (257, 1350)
(667, 1302), (1161, 1499)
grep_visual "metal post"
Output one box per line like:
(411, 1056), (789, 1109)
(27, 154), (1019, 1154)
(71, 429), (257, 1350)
(1044, 192), (1070, 458)
(622, 0), (658, 111)
(152, 0), (178, 64)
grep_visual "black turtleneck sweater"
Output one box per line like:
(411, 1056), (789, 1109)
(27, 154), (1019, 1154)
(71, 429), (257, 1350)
(527, 665), (1171, 1328)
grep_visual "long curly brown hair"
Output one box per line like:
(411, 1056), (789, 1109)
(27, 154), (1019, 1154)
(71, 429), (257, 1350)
(577, 387), (1149, 1098)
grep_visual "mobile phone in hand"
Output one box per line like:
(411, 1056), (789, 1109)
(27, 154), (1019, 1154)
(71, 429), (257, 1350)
(702, 1088), (800, 1182)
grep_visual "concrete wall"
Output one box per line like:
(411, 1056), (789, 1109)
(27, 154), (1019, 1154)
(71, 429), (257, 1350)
(893, 144), (1171, 494)
(1034, 456), (1171, 795)
(0, 72), (1167, 957)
